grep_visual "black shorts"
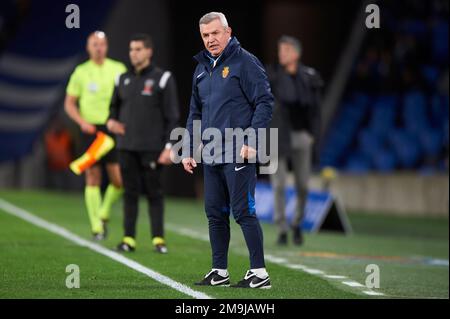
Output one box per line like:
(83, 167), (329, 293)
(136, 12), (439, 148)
(79, 125), (118, 165)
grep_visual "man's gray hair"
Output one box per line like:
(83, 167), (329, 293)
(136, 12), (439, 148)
(199, 12), (229, 28)
(278, 35), (302, 54)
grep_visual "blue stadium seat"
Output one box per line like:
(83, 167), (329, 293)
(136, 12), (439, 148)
(358, 129), (384, 158)
(419, 129), (444, 158)
(444, 121), (449, 147)
(432, 20), (449, 64)
(421, 65), (440, 87)
(389, 129), (422, 169)
(320, 95), (370, 168)
(369, 95), (398, 137)
(401, 19), (427, 38)
(345, 152), (371, 173)
(373, 148), (397, 172)
(403, 91), (429, 133)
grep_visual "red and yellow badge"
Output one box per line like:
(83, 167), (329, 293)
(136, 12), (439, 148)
(222, 66), (229, 78)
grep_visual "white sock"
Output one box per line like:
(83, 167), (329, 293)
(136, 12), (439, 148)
(251, 268), (269, 279)
(212, 268), (228, 277)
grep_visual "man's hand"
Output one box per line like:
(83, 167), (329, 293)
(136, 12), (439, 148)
(106, 119), (126, 135)
(240, 145), (257, 160)
(158, 148), (172, 165)
(182, 157), (197, 174)
(80, 121), (96, 135)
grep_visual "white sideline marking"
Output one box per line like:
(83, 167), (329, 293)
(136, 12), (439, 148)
(166, 224), (386, 297)
(170, 225), (210, 241)
(363, 290), (385, 296)
(284, 263), (308, 270)
(324, 275), (348, 279)
(278, 260), (324, 274)
(264, 255), (288, 264)
(0, 199), (212, 300)
(342, 281), (365, 288)
(425, 258), (449, 267)
(303, 269), (325, 275)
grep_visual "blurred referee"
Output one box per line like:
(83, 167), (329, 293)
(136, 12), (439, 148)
(65, 31), (126, 240)
(107, 34), (180, 254)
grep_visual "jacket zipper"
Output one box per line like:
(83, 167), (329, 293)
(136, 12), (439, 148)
(207, 66), (212, 134)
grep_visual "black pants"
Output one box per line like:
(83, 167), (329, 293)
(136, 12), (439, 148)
(119, 150), (164, 239)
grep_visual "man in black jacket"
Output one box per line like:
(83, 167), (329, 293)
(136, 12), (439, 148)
(267, 35), (323, 246)
(107, 34), (179, 253)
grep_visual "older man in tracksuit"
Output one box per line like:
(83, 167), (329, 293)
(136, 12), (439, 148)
(182, 12), (274, 289)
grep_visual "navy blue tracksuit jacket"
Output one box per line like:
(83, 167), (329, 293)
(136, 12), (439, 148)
(184, 37), (273, 270)
(184, 37), (274, 162)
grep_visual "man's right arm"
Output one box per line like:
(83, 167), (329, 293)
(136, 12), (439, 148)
(182, 69), (203, 173)
(106, 75), (125, 135)
(65, 68), (96, 134)
(183, 69), (202, 159)
(64, 95), (96, 134)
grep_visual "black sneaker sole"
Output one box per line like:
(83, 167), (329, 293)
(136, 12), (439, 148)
(231, 285), (272, 289)
(194, 280), (230, 287)
(195, 284), (231, 287)
(195, 283), (231, 287)
(231, 279), (272, 289)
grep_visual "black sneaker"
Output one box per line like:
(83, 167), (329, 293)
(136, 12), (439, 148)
(155, 244), (168, 254)
(292, 226), (304, 246)
(231, 270), (271, 289)
(194, 270), (230, 287)
(277, 232), (288, 245)
(116, 242), (135, 252)
(92, 232), (105, 241)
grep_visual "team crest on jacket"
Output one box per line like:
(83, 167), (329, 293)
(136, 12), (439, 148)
(222, 66), (229, 78)
(141, 79), (154, 96)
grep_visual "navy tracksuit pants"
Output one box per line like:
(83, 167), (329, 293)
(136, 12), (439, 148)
(203, 163), (265, 269)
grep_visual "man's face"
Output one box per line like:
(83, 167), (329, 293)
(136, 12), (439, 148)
(87, 34), (108, 61)
(129, 41), (152, 67)
(200, 18), (231, 57)
(278, 42), (300, 67)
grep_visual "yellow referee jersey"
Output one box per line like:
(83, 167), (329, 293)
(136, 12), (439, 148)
(66, 58), (126, 124)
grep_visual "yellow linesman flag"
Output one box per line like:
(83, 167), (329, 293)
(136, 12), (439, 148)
(69, 131), (115, 175)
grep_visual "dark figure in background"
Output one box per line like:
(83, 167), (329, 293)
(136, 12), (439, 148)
(107, 34), (180, 254)
(267, 36), (324, 246)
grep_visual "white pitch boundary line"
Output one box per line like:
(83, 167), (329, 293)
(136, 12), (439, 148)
(166, 224), (384, 297)
(0, 199), (212, 300)
(362, 290), (385, 296)
(324, 275), (348, 279)
(342, 281), (365, 288)
(266, 254), (376, 294)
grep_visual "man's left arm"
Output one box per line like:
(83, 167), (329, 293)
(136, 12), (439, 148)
(240, 56), (274, 154)
(107, 75), (126, 135)
(159, 72), (180, 164)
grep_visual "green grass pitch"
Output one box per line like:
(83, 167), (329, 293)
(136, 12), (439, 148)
(0, 190), (448, 299)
